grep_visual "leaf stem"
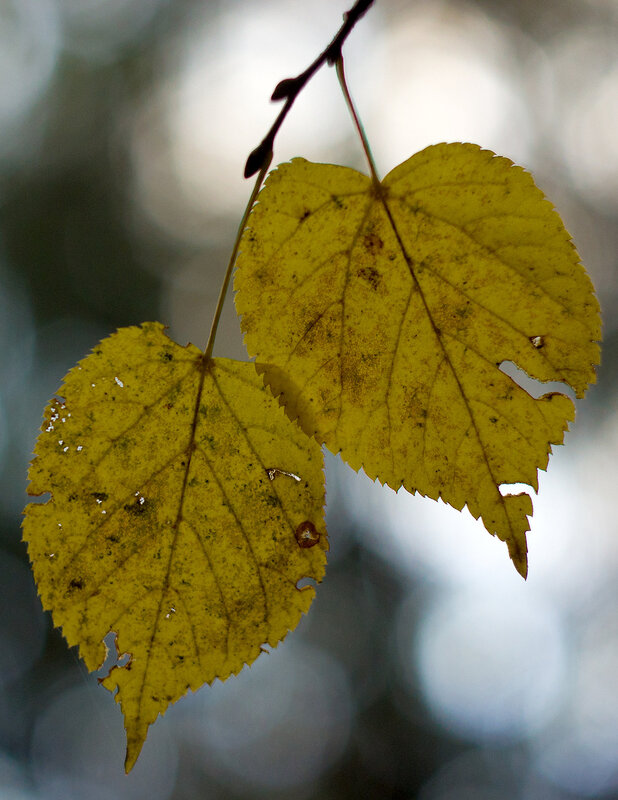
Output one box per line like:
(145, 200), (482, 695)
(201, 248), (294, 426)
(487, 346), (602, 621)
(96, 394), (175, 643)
(244, 0), (375, 178)
(335, 56), (381, 186)
(210, 2), (375, 356)
(204, 158), (272, 358)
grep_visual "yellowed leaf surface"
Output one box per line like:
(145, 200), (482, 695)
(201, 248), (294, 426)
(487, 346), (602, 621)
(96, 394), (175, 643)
(235, 143), (601, 576)
(23, 322), (327, 771)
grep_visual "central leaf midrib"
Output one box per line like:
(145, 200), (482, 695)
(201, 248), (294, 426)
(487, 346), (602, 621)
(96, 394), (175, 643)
(373, 185), (516, 543)
(134, 352), (210, 734)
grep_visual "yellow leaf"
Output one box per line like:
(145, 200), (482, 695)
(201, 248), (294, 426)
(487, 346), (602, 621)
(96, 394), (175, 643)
(235, 143), (601, 577)
(23, 322), (327, 771)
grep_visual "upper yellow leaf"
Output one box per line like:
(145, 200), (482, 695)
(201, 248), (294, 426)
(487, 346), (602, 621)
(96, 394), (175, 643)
(235, 143), (601, 577)
(23, 322), (327, 771)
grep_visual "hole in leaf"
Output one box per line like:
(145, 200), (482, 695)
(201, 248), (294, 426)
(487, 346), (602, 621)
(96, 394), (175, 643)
(97, 631), (132, 679)
(266, 467), (301, 482)
(499, 482), (536, 497)
(296, 576), (318, 590)
(498, 361), (576, 402)
(27, 492), (52, 504)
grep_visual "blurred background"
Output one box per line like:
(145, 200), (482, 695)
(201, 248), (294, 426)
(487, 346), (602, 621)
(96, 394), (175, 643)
(0, 0), (616, 797)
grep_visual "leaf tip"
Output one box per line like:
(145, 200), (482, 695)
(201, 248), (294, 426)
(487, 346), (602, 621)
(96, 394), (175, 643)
(514, 555), (529, 580)
(507, 535), (529, 580)
(124, 732), (146, 774)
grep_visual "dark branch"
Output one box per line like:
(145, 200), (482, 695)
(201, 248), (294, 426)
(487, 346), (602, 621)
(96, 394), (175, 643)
(244, 0), (375, 178)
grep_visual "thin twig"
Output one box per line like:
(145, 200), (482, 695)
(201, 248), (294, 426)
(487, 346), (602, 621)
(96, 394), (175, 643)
(204, 157), (272, 358)
(244, 0), (375, 178)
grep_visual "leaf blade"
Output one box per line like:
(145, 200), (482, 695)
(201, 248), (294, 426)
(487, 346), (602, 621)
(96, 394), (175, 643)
(235, 143), (601, 576)
(23, 322), (327, 770)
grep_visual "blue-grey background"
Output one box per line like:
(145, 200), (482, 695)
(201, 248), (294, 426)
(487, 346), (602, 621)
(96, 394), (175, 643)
(1, 0), (617, 797)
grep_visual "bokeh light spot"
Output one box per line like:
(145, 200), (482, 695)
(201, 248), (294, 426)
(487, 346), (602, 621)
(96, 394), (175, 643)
(368, 4), (532, 171)
(178, 639), (352, 794)
(399, 588), (566, 743)
(31, 683), (178, 800)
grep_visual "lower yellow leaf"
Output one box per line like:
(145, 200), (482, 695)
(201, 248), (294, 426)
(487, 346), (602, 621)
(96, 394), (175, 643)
(23, 322), (327, 771)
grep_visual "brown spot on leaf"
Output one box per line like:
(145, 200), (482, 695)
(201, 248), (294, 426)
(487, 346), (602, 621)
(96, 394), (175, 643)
(123, 498), (149, 515)
(530, 335), (545, 348)
(295, 520), (320, 548)
(363, 232), (384, 254)
(357, 266), (381, 290)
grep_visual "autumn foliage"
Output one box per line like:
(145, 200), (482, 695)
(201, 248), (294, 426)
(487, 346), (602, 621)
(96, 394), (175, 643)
(236, 144), (600, 577)
(23, 323), (326, 769)
(22, 2), (600, 774)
